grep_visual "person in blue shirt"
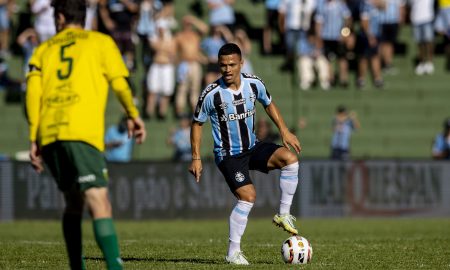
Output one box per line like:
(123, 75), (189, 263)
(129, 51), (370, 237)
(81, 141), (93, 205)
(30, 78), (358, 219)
(167, 114), (192, 161)
(330, 105), (360, 160)
(432, 118), (450, 160)
(189, 43), (301, 265)
(104, 116), (134, 162)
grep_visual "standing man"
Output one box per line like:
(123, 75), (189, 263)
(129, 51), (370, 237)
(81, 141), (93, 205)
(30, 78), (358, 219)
(25, 0), (146, 269)
(189, 43), (301, 265)
(330, 105), (360, 160)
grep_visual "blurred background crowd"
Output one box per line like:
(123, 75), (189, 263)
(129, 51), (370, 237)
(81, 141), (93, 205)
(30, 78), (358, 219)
(0, 0), (449, 161)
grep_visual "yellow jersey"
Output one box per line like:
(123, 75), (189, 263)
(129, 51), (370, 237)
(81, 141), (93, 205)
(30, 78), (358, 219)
(26, 27), (138, 151)
(439, 0), (450, 8)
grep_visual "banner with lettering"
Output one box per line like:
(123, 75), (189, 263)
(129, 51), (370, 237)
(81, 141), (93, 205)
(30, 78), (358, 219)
(1, 160), (449, 220)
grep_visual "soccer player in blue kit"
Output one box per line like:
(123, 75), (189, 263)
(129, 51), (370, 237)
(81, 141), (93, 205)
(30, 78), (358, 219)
(189, 43), (302, 265)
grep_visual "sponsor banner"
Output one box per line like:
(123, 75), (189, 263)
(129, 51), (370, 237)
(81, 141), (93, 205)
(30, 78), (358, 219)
(300, 160), (450, 217)
(1, 160), (450, 220)
(8, 161), (281, 220)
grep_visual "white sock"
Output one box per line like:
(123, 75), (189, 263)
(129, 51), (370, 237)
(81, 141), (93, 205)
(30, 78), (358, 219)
(228, 200), (253, 257)
(279, 162), (299, 215)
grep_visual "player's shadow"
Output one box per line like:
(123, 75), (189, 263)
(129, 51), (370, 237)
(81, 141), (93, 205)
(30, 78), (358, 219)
(85, 256), (220, 264)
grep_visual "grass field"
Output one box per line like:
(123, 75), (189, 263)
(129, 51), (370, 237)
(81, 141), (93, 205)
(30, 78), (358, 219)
(0, 218), (449, 269)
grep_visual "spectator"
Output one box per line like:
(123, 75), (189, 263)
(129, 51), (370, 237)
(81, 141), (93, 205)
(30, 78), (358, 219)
(16, 27), (39, 77)
(201, 25), (233, 85)
(206, 0), (235, 29)
(0, 0), (13, 56)
(435, 0), (450, 71)
(297, 31), (330, 90)
(105, 116), (134, 162)
(378, 0), (405, 74)
(356, 1), (383, 89)
(263, 0), (281, 54)
(85, 0), (99, 30)
(315, 0), (353, 87)
(278, 0), (315, 71)
(30, 0), (56, 42)
(234, 27), (254, 74)
(409, 0), (435, 76)
(330, 105), (360, 160)
(145, 20), (176, 120)
(432, 118), (450, 160)
(174, 15), (208, 118)
(167, 114), (192, 161)
(99, 0), (139, 71)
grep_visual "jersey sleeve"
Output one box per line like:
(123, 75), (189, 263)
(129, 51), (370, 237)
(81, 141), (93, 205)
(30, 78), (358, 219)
(102, 35), (129, 81)
(25, 46), (44, 142)
(193, 90), (213, 123)
(255, 79), (272, 107)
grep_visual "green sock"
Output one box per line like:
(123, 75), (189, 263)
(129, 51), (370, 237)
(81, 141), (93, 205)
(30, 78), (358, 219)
(93, 218), (123, 270)
(62, 213), (85, 270)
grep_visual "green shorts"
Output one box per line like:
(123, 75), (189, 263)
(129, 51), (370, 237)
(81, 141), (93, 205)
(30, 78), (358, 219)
(41, 141), (108, 192)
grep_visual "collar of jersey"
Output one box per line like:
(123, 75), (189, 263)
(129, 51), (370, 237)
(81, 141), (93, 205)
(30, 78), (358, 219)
(219, 74), (244, 95)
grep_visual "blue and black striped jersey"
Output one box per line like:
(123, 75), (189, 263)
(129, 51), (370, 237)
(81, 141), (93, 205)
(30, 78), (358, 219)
(194, 73), (272, 164)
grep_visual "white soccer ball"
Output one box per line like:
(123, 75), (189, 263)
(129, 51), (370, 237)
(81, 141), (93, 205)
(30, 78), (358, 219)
(281, 235), (313, 264)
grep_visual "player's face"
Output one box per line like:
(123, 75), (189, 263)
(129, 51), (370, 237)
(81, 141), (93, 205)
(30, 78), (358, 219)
(219, 53), (243, 89)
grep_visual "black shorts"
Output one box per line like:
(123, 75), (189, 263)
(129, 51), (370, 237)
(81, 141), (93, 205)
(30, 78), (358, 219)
(266, 9), (279, 29)
(218, 142), (282, 192)
(323, 40), (347, 60)
(380, 23), (399, 43)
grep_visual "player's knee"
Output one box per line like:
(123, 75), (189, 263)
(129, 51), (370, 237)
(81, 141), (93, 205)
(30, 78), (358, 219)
(284, 150), (298, 167)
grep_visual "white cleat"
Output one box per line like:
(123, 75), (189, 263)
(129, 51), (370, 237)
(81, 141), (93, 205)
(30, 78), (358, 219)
(225, 251), (250, 265)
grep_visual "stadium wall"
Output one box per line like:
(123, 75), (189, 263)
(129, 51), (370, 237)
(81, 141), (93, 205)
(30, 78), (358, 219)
(1, 160), (449, 221)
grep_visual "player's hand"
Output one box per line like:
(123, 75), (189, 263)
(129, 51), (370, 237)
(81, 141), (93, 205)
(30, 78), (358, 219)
(127, 117), (147, 144)
(29, 142), (44, 174)
(281, 129), (301, 154)
(189, 160), (202, 183)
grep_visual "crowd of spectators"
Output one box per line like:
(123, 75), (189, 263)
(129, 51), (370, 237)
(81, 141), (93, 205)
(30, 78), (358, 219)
(0, 0), (449, 160)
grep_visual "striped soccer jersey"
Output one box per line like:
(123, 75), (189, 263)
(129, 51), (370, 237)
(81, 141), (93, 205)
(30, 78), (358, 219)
(194, 73), (272, 164)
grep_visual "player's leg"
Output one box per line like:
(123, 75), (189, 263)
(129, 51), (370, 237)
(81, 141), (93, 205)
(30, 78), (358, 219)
(267, 147), (299, 235)
(63, 188), (86, 270)
(219, 157), (254, 265)
(41, 142), (87, 269)
(70, 142), (122, 270)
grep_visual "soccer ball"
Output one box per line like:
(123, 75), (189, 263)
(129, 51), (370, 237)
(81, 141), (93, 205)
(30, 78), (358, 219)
(281, 235), (313, 264)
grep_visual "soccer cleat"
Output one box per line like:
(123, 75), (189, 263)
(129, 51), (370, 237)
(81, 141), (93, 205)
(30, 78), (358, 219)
(225, 251), (250, 265)
(273, 214), (298, 235)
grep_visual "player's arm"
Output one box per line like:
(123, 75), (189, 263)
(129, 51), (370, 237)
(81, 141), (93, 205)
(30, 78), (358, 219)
(189, 121), (203, 182)
(110, 77), (146, 144)
(265, 102), (301, 154)
(25, 66), (44, 173)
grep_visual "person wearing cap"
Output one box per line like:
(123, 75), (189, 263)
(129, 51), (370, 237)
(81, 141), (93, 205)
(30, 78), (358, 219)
(432, 118), (450, 160)
(330, 105), (360, 160)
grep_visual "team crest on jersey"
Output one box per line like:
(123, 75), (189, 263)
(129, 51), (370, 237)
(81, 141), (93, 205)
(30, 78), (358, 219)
(219, 102), (228, 110)
(235, 171), (245, 182)
(249, 93), (256, 103)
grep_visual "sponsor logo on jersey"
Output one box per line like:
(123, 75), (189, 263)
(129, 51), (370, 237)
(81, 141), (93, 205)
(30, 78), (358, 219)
(225, 108), (256, 121)
(232, 98), (246, 106)
(235, 171), (245, 182)
(46, 92), (80, 108)
(78, 174), (96, 183)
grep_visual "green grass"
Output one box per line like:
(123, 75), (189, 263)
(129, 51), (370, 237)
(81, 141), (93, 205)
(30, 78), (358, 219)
(0, 218), (449, 269)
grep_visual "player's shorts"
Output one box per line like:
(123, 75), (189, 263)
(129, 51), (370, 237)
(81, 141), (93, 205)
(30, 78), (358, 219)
(147, 63), (175, 96)
(217, 142), (282, 192)
(380, 23), (399, 43)
(413, 22), (434, 43)
(41, 141), (108, 192)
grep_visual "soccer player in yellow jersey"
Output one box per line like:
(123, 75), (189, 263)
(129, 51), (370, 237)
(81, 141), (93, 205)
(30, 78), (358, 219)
(25, 0), (146, 269)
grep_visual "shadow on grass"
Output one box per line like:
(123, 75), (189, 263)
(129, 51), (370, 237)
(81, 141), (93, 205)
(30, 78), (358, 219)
(85, 256), (277, 265)
(85, 256), (220, 264)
